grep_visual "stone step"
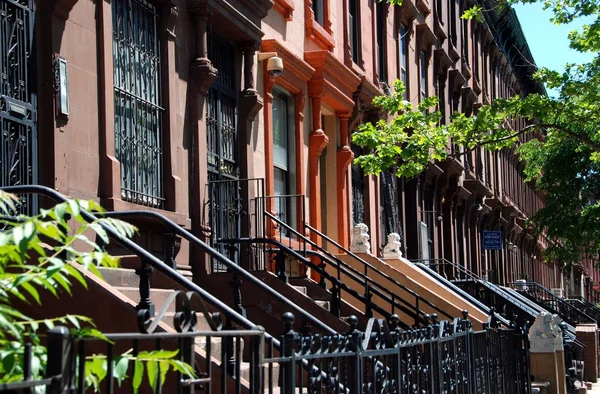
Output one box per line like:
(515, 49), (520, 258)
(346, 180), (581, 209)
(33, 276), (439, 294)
(290, 285), (307, 296)
(114, 287), (177, 313)
(314, 300), (330, 311)
(97, 267), (139, 288)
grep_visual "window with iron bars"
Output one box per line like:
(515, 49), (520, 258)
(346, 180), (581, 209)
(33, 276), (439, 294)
(112, 0), (164, 208)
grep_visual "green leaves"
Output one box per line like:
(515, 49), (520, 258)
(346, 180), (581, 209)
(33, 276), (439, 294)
(0, 193), (141, 385)
(83, 349), (194, 393)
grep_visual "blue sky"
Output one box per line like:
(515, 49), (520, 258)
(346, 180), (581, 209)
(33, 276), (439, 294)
(513, 2), (595, 71)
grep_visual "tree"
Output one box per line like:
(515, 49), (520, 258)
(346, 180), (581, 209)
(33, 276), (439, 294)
(355, 0), (600, 262)
(0, 192), (195, 390)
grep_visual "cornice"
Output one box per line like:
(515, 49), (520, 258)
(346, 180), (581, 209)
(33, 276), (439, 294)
(304, 50), (361, 99)
(262, 40), (314, 82)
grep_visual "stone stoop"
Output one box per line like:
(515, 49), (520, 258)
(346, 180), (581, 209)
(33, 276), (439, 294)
(95, 266), (285, 391)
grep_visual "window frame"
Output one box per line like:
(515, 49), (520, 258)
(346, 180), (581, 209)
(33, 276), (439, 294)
(271, 88), (297, 231)
(398, 23), (409, 99)
(349, 0), (361, 65)
(420, 51), (428, 101)
(111, 0), (165, 208)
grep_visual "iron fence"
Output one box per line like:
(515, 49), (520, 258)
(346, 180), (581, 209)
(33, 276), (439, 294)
(2, 312), (533, 394)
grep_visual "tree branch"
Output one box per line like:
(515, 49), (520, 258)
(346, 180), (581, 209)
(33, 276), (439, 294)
(447, 124), (538, 159)
(539, 123), (600, 152)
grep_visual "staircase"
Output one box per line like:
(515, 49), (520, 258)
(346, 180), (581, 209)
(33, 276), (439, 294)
(566, 296), (600, 322)
(413, 259), (541, 326)
(510, 281), (598, 327)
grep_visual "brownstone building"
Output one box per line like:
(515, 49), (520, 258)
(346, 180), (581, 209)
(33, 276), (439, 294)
(3, 0), (598, 333)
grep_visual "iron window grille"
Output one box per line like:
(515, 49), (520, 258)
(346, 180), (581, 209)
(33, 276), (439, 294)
(112, 0), (164, 208)
(0, 0), (38, 215)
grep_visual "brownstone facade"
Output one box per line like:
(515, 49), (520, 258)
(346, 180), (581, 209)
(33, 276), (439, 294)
(11, 0), (595, 297)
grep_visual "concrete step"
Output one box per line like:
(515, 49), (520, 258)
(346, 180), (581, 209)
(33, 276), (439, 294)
(97, 267), (139, 288)
(114, 287), (177, 313)
(291, 285), (307, 296)
(314, 300), (330, 311)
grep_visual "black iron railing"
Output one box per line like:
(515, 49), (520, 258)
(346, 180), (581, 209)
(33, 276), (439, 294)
(565, 296), (600, 322)
(413, 258), (539, 326)
(510, 282), (597, 326)
(266, 210), (453, 325)
(1, 185), (349, 392)
(304, 223), (454, 323)
(230, 236), (420, 329)
(1, 310), (533, 394)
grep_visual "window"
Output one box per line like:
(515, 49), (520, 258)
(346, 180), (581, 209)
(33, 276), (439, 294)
(349, 0), (361, 64)
(272, 91), (296, 228)
(112, 0), (164, 207)
(398, 24), (408, 99)
(312, 0), (324, 25)
(462, 18), (469, 64)
(376, 2), (387, 83)
(420, 51), (428, 101)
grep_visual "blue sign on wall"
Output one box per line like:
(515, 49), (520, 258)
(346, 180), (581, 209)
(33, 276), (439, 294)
(482, 231), (503, 250)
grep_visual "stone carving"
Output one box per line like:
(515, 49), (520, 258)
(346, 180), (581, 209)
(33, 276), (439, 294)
(382, 233), (403, 259)
(528, 312), (561, 353)
(551, 314), (564, 351)
(350, 224), (371, 254)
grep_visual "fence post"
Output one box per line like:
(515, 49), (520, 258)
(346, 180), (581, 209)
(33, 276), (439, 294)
(347, 316), (363, 394)
(281, 312), (298, 394)
(46, 326), (72, 394)
(249, 328), (265, 394)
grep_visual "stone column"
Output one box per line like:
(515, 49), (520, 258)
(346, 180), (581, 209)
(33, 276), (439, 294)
(336, 111), (353, 249)
(528, 312), (567, 394)
(308, 92), (329, 282)
(188, 2), (217, 277)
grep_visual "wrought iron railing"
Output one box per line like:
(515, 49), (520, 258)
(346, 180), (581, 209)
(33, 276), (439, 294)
(207, 178), (266, 271)
(1, 311), (533, 394)
(413, 259), (540, 327)
(231, 236), (422, 329)
(510, 281), (597, 326)
(2, 185), (352, 392)
(304, 223), (453, 323)
(565, 296), (600, 322)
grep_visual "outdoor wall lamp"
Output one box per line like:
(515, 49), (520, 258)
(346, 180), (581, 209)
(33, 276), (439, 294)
(258, 52), (284, 78)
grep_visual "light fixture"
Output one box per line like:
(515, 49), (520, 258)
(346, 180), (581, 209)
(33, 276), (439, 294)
(258, 52), (284, 78)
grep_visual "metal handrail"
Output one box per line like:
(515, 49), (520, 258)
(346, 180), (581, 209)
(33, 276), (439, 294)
(264, 211), (453, 323)
(98, 211), (336, 335)
(414, 262), (512, 327)
(565, 298), (600, 321)
(225, 237), (417, 329)
(412, 258), (541, 323)
(3, 186), (349, 392)
(510, 281), (597, 324)
(0, 185), (262, 330)
(301, 222), (454, 321)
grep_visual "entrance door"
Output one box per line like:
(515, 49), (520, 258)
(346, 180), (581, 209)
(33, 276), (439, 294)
(206, 33), (239, 269)
(0, 0), (37, 213)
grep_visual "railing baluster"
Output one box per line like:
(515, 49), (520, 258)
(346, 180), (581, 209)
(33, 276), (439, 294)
(106, 343), (114, 394)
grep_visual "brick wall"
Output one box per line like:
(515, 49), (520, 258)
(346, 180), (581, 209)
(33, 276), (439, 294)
(576, 324), (599, 382)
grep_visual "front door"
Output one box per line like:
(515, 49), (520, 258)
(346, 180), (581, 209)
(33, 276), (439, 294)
(206, 33), (239, 270)
(0, 0), (37, 213)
